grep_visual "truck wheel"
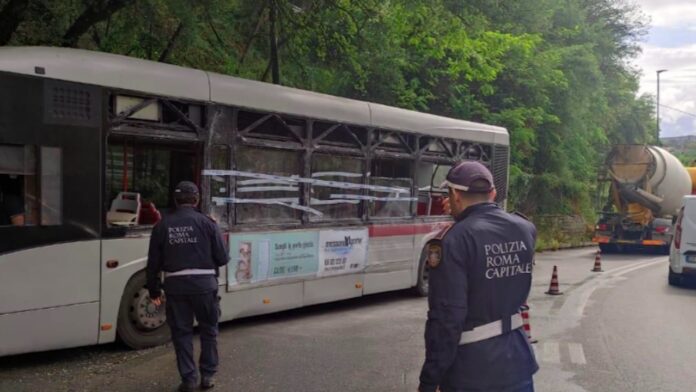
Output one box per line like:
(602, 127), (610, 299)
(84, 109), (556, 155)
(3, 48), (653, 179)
(660, 245), (671, 255)
(117, 272), (170, 349)
(599, 243), (615, 254)
(414, 247), (430, 297)
(668, 267), (682, 287)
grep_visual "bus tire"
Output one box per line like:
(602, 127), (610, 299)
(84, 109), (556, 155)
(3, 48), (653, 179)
(414, 247), (430, 297)
(117, 272), (170, 350)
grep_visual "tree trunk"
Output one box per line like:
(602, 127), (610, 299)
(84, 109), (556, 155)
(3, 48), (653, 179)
(158, 22), (184, 63)
(0, 0), (31, 45)
(269, 0), (280, 84)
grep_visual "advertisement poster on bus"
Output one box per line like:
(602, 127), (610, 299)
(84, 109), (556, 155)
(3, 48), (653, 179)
(318, 228), (369, 277)
(228, 231), (319, 287)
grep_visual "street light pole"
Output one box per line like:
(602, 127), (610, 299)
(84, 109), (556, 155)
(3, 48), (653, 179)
(657, 69), (668, 144)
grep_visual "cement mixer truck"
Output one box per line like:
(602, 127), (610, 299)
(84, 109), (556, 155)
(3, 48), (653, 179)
(593, 145), (692, 254)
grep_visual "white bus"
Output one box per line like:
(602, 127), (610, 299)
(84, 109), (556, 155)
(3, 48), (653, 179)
(0, 46), (509, 356)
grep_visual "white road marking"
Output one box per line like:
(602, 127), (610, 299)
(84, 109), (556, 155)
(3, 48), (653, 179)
(611, 259), (664, 277)
(568, 342), (587, 365)
(542, 341), (561, 364)
(569, 259), (665, 317)
(604, 259), (656, 275)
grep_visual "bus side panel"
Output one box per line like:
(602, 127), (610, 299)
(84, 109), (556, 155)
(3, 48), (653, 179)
(303, 274), (364, 306)
(363, 233), (415, 295)
(219, 283), (304, 321)
(98, 237), (150, 344)
(0, 241), (101, 313)
(363, 270), (412, 295)
(0, 242), (101, 356)
(0, 302), (99, 356)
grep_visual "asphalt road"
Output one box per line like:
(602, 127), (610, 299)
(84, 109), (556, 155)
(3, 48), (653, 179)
(1, 248), (694, 392)
(538, 251), (696, 392)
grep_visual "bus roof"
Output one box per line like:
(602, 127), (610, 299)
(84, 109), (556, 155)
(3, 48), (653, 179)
(0, 46), (508, 145)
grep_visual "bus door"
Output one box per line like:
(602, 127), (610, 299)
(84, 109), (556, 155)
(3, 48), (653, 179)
(99, 132), (202, 346)
(0, 72), (103, 355)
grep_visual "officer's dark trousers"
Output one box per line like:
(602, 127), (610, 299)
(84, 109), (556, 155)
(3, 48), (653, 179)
(165, 278), (220, 384)
(441, 379), (534, 392)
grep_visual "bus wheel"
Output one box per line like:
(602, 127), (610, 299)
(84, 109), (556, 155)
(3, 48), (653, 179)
(415, 248), (430, 297)
(117, 272), (170, 349)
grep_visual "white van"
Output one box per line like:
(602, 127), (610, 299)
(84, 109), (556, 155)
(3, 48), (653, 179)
(669, 195), (696, 286)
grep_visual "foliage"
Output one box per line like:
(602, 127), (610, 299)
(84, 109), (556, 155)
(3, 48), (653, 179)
(0, 0), (655, 218)
(672, 144), (696, 167)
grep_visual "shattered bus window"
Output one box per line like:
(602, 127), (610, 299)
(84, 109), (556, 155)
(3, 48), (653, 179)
(235, 146), (302, 224)
(310, 153), (363, 221)
(369, 158), (413, 218)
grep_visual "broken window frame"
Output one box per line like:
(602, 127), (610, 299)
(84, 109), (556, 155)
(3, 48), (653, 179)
(116, 98), (506, 228)
(104, 91), (206, 233)
(108, 92), (205, 140)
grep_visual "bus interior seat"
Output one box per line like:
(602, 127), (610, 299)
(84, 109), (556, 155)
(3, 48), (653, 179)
(417, 194), (445, 216)
(139, 201), (161, 225)
(106, 192), (141, 226)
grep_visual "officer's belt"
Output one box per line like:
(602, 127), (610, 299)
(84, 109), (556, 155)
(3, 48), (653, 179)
(459, 313), (523, 345)
(164, 268), (216, 278)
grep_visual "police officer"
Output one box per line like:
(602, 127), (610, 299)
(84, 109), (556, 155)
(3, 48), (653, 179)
(146, 181), (230, 392)
(419, 161), (538, 392)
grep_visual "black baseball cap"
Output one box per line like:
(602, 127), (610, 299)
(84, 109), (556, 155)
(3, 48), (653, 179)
(174, 181), (199, 195)
(441, 161), (495, 193)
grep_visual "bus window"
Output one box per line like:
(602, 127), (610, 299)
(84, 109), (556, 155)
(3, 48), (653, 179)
(106, 139), (198, 227)
(0, 145), (35, 226)
(235, 146), (302, 224)
(0, 175), (30, 227)
(369, 158), (413, 218)
(310, 153), (363, 221)
(40, 147), (63, 225)
(416, 162), (450, 216)
(0, 144), (63, 227)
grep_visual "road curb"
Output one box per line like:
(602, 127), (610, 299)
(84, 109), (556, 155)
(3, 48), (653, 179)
(537, 242), (596, 252)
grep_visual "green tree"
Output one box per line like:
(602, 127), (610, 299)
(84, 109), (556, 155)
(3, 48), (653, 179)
(0, 0), (655, 222)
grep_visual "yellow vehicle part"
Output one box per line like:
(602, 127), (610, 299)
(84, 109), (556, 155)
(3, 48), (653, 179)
(626, 203), (653, 226)
(687, 167), (696, 194)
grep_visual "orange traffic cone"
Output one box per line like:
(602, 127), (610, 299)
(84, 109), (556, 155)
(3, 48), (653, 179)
(545, 265), (563, 295)
(591, 250), (603, 272)
(520, 304), (538, 344)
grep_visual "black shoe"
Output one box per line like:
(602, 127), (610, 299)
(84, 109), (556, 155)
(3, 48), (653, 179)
(178, 382), (196, 392)
(201, 377), (215, 390)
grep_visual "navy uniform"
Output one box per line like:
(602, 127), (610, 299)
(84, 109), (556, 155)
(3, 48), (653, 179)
(419, 162), (538, 392)
(147, 181), (230, 392)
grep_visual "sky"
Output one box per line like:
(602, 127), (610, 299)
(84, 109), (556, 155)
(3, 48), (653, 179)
(633, 0), (696, 138)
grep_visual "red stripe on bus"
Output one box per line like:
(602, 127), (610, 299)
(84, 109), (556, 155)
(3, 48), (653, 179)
(368, 222), (450, 237)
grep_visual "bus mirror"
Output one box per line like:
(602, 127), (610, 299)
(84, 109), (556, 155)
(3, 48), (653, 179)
(429, 164), (447, 195)
(429, 164), (438, 193)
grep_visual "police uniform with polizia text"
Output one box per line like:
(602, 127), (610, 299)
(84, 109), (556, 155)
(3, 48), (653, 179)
(419, 161), (538, 392)
(146, 181), (230, 392)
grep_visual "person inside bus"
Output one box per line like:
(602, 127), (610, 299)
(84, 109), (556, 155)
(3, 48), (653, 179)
(0, 175), (25, 226)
